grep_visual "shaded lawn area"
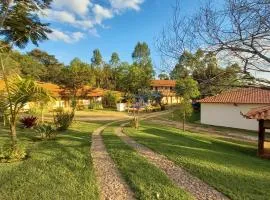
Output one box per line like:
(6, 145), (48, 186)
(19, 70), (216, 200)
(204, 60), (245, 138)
(160, 110), (258, 137)
(102, 126), (193, 200)
(124, 122), (270, 200)
(161, 109), (201, 123)
(0, 121), (104, 200)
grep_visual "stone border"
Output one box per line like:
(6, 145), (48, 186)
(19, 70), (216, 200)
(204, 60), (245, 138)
(115, 125), (230, 200)
(91, 124), (135, 200)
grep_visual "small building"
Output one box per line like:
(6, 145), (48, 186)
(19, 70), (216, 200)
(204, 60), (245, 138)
(243, 105), (270, 157)
(198, 87), (270, 131)
(151, 80), (181, 104)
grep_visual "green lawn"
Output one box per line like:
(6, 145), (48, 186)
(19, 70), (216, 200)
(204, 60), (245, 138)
(0, 121), (104, 200)
(160, 109), (258, 137)
(102, 125), (193, 200)
(124, 122), (270, 200)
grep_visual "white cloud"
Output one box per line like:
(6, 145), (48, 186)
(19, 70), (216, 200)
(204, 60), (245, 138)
(93, 4), (113, 24)
(43, 10), (76, 24)
(109, 0), (144, 11)
(43, 9), (94, 29)
(48, 29), (84, 43)
(52, 0), (92, 16)
(43, 0), (145, 43)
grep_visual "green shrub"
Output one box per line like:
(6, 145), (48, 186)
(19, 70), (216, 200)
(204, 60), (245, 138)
(102, 91), (120, 108)
(54, 111), (74, 131)
(0, 144), (27, 163)
(35, 124), (56, 139)
(76, 104), (87, 111)
(88, 102), (103, 110)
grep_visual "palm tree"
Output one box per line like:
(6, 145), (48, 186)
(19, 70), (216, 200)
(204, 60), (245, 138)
(0, 76), (52, 147)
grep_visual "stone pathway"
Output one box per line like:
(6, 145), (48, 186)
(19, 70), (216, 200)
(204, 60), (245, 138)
(91, 124), (135, 200)
(114, 125), (230, 200)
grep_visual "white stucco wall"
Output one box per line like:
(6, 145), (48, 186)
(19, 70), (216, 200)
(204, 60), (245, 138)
(201, 103), (270, 131)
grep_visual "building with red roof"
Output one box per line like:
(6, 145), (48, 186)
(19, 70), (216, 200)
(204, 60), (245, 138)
(198, 87), (270, 131)
(150, 80), (180, 104)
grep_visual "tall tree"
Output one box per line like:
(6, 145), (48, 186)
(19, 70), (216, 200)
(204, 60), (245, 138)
(28, 49), (64, 83)
(175, 77), (200, 131)
(11, 52), (46, 80)
(0, 0), (52, 148)
(91, 49), (103, 67)
(157, 0), (270, 85)
(132, 42), (151, 65)
(131, 42), (154, 92)
(170, 49), (250, 97)
(110, 52), (120, 67)
(59, 58), (91, 110)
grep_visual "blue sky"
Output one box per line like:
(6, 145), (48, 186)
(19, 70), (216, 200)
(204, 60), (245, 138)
(22, 0), (201, 71)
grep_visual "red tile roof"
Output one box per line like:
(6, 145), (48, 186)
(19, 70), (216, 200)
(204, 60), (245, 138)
(151, 80), (176, 87)
(243, 105), (270, 120)
(0, 80), (119, 98)
(198, 87), (270, 104)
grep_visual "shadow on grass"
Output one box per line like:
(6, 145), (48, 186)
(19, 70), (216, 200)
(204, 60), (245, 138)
(125, 125), (270, 200)
(0, 122), (100, 200)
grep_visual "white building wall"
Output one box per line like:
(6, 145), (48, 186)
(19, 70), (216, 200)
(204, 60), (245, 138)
(201, 103), (270, 131)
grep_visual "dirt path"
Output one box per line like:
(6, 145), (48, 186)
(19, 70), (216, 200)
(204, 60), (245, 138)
(150, 118), (257, 142)
(91, 123), (135, 200)
(115, 125), (230, 200)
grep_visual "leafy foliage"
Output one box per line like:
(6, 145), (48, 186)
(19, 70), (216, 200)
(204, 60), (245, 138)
(91, 49), (103, 66)
(88, 102), (103, 110)
(35, 124), (56, 139)
(0, 143), (27, 163)
(176, 77), (200, 130)
(54, 111), (74, 131)
(0, 1), (52, 48)
(20, 116), (38, 128)
(102, 91), (120, 108)
(171, 49), (254, 97)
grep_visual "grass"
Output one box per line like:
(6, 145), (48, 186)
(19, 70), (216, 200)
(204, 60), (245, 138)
(0, 121), (104, 200)
(102, 125), (193, 200)
(160, 109), (258, 137)
(161, 109), (201, 123)
(124, 121), (270, 200)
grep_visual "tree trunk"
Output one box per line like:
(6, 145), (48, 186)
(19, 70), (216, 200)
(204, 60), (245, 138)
(10, 120), (17, 148)
(182, 111), (185, 132)
(41, 109), (44, 124)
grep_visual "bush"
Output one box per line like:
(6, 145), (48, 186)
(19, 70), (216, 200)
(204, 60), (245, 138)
(54, 111), (74, 131)
(76, 104), (87, 111)
(35, 124), (56, 139)
(88, 102), (103, 110)
(0, 144), (27, 163)
(20, 116), (38, 128)
(102, 91), (120, 108)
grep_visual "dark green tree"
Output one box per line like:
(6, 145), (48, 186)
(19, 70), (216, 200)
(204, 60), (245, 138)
(59, 58), (91, 110)
(110, 52), (120, 67)
(0, 0), (52, 147)
(11, 52), (46, 80)
(158, 71), (170, 80)
(176, 77), (200, 131)
(28, 49), (63, 83)
(131, 42), (154, 93)
(91, 49), (103, 67)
